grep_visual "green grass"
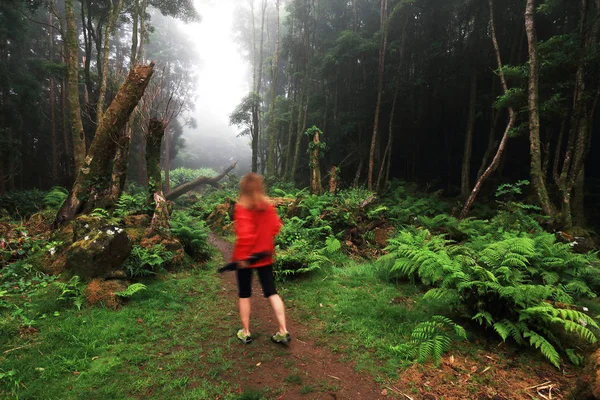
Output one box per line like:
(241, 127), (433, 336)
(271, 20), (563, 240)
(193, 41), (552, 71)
(279, 261), (437, 380)
(0, 262), (244, 400)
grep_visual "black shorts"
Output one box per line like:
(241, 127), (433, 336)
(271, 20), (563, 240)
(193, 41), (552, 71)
(236, 265), (277, 298)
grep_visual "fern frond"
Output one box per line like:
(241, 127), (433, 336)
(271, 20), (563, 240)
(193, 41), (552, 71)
(115, 283), (147, 298)
(523, 330), (561, 368)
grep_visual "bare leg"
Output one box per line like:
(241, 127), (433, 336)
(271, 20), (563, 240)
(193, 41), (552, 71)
(268, 294), (287, 334)
(239, 298), (251, 335)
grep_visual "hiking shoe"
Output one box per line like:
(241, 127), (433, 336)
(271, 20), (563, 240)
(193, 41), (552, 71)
(271, 331), (291, 345)
(237, 329), (252, 344)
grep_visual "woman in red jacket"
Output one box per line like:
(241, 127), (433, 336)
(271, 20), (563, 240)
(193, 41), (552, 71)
(233, 173), (290, 345)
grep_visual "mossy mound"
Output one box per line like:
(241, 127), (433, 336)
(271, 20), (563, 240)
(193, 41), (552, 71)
(84, 279), (128, 310)
(65, 216), (132, 280)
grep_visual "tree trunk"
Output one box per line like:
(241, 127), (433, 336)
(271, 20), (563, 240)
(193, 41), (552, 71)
(138, 129), (147, 186)
(65, 0), (87, 174)
(329, 166), (338, 194)
(146, 119), (170, 231)
(460, 0), (516, 219)
(166, 162), (237, 201)
(309, 128), (323, 194)
(573, 166), (585, 227)
(290, 93), (309, 182)
(108, 127), (131, 204)
(49, 11), (58, 183)
(377, 79), (399, 192)
(130, 0), (139, 66)
(461, 72), (477, 199)
(525, 0), (557, 218)
(286, 88), (303, 180)
(353, 159), (363, 188)
(250, 0), (267, 173)
(136, 0), (148, 63)
(55, 63), (155, 225)
(368, 0), (388, 191)
(266, 0), (281, 177)
(164, 127), (171, 193)
(557, 0), (596, 228)
(97, 0), (123, 122)
(61, 74), (71, 184)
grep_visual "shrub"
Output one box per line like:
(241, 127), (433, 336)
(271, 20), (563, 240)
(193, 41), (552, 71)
(275, 236), (342, 277)
(123, 245), (174, 277)
(170, 210), (212, 260)
(379, 229), (600, 367)
(391, 316), (467, 367)
(0, 189), (45, 219)
(54, 275), (86, 310)
(114, 192), (151, 217)
(167, 167), (218, 188)
(43, 186), (68, 210)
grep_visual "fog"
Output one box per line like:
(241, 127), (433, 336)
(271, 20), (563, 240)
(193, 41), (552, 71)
(174, 0), (252, 174)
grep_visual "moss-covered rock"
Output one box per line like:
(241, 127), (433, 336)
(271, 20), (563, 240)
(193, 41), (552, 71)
(65, 216), (132, 280)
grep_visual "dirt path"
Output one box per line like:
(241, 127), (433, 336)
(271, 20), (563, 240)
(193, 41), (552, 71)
(208, 233), (385, 399)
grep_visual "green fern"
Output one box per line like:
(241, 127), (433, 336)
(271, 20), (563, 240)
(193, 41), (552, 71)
(90, 208), (109, 218)
(392, 316), (466, 367)
(114, 192), (149, 217)
(115, 283), (147, 298)
(523, 330), (561, 368)
(43, 186), (68, 210)
(53, 275), (86, 310)
(379, 228), (600, 368)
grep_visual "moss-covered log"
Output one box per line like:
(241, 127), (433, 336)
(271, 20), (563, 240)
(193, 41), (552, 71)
(55, 63), (155, 225)
(165, 161), (237, 201)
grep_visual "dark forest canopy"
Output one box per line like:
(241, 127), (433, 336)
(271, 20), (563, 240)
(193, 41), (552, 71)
(231, 0), (600, 229)
(1, 0), (600, 229)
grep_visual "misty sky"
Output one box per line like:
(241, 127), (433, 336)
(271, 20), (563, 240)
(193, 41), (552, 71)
(176, 0), (253, 171)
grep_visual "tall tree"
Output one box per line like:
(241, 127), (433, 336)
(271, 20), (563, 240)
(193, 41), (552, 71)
(525, 0), (556, 218)
(266, 0), (281, 177)
(368, 0), (388, 191)
(65, 0), (87, 173)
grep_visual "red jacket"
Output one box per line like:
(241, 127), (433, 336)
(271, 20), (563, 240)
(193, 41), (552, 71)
(232, 202), (282, 267)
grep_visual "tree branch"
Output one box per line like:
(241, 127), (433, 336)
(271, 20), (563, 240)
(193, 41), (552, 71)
(166, 162), (238, 201)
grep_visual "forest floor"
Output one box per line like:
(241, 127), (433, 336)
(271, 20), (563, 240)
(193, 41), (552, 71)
(207, 234), (573, 400)
(0, 232), (579, 400)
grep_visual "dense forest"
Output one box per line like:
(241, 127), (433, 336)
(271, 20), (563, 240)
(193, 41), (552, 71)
(2, 0), (599, 228)
(2, 0), (600, 399)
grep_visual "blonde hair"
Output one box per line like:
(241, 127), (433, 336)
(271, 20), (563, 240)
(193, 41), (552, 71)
(238, 173), (269, 210)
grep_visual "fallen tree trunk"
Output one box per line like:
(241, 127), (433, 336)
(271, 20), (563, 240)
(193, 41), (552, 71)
(166, 162), (237, 201)
(146, 119), (169, 232)
(55, 63), (155, 225)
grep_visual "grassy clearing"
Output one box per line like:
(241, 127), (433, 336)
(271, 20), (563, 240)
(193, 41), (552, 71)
(0, 260), (245, 400)
(280, 261), (435, 381)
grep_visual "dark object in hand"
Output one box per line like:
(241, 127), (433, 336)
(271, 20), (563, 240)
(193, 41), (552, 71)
(217, 251), (271, 273)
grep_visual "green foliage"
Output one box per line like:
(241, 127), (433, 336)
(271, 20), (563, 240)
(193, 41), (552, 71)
(53, 276), (86, 311)
(167, 167), (218, 188)
(114, 192), (150, 217)
(43, 186), (68, 210)
(89, 208), (121, 225)
(115, 283), (147, 298)
(379, 228), (600, 367)
(382, 181), (450, 225)
(0, 189), (45, 219)
(170, 210), (212, 260)
(123, 245), (174, 278)
(391, 316), (467, 367)
(495, 180), (530, 198)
